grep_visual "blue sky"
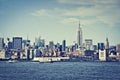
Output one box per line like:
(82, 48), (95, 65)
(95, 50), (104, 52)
(0, 0), (120, 46)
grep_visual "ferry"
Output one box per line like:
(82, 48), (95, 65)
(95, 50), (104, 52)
(33, 57), (70, 63)
(39, 58), (53, 63)
(7, 60), (17, 63)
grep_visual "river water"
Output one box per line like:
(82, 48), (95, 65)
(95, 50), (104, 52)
(0, 62), (120, 80)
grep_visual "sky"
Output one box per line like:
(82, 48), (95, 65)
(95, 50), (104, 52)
(0, 0), (120, 46)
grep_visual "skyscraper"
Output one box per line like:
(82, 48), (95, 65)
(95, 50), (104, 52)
(13, 37), (22, 50)
(0, 38), (4, 50)
(105, 38), (109, 60)
(35, 36), (45, 47)
(77, 21), (82, 47)
(85, 39), (93, 50)
(98, 43), (106, 61)
(106, 37), (109, 49)
(49, 41), (54, 50)
(62, 40), (66, 52)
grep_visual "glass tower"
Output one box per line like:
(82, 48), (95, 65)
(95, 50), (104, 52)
(77, 21), (82, 47)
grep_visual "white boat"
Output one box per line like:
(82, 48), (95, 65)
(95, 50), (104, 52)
(7, 60), (17, 63)
(39, 57), (53, 63)
(33, 57), (70, 62)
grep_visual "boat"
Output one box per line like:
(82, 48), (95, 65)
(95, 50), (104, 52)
(7, 60), (17, 63)
(39, 57), (53, 63)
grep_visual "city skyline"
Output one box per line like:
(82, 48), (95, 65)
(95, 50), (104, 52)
(0, 0), (120, 45)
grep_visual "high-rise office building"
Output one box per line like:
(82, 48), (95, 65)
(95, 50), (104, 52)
(98, 43), (105, 50)
(35, 37), (45, 47)
(98, 43), (106, 61)
(49, 41), (54, 50)
(13, 37), (22, 50)
(106, 37), (109, 49)
(0, 38), (4, 50)
(62, 40), (66, 52)
(8, 42), (13, 49)
(85, 39), (93, 50)
(77, 21), (82, 47)
(105, 38), (109, 58)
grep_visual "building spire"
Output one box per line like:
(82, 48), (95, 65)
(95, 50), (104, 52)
(79, 19), (80, 30)
(77, 19), (82, 47)
(106, 37), (109, 49)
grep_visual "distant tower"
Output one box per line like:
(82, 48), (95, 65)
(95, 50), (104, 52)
(77, 20), (82, 47)
(105, 37), (109, 59)
(13, 37), (22, 50)
(0, 37), (4, 50)
(49, 41), (54, 50)
(106, 37), (109, 49)
(62, 40), (66, 52)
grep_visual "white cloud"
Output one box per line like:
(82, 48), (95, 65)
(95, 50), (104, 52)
(31, 0), (120, 27)
(31, 9), (52, 17)
(57, 0), (120, 27)
(60, 18), (79, 24)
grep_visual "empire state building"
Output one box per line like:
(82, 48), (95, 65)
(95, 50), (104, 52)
(77, 21), (82, 47)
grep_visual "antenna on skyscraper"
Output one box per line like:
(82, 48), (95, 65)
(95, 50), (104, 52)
(79, 19), (80, 27)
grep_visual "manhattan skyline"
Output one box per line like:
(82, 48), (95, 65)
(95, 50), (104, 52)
(0, 0), (120, 45)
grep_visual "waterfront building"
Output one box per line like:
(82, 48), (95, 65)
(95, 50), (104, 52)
(105, 38), (109, 59)
(99, 49), (106, 61)
(98, 43), (106, 61)
(77, 21), (82, 47)
(116, 44), (120, 53)
(85, 39), (93, 50)
(116, 44), (120, 61)
(84, 50), (94, 56)
(17, 51), (20, 59)
(13, 37), (22, 50)
(27, 49), (30, 60)
(31, 49), (34, 59)
(0, 49), (5, 59)
(0, 38), (4, 50)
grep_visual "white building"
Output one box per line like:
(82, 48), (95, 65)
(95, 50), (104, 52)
(99, 49), (106, 61)
(0, 49), (5, 59)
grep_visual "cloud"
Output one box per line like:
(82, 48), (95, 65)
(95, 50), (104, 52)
(57, 0), (120, 27)
(31, 0), (120, 27)
(60, 18), (79, 24)
(31, 9), (52, 17)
